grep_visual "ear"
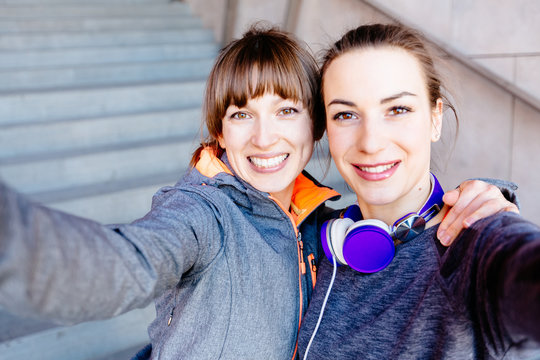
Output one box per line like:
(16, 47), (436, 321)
(431, 98), (443, 142)
(217, 135), (226, 149)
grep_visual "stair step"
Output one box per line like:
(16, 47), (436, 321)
(0, 305), (155, 360)
(0, 137), (196, 196)
(0, 80), (206, 125)
(0, 3), (189, 18)
(0, 16), (202, 33)
(0, 108), (202, 160)
(0, 59), (213, 92)
(0, 1), (217, 359)
(0, 310), (57, 342)
(0, 28), (215, 50)
(94, 343), (149, 360)
(0, 0), (168, 4)
(0, 43), (218, 70)
(41, 172), (182, 223)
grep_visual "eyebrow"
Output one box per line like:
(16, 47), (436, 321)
(380, 91), (417, 104)
(327, 91), (417, 108)
(327, 99), (356, 107)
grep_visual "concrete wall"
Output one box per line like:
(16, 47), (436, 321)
(185, 0), (540, 225)
(183, 0), (289, 43)
(366, 0), (540, 106)
(182, 0), (227, 42)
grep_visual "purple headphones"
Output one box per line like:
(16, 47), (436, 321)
(321, 173), (444, 273)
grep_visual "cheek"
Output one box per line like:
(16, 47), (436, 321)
(401, 116), (433, 143)
(223, 126), (249, 149)
(295, 118), (315, 150)
(327, 124), (351, 157)
(326, 122), (339, 146)
(400, 124), (433, 161)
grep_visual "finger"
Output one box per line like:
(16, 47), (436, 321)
(506, 203), (520, 214)
(442, 188), (460, 207)
(437, 190), (466, 244)
(459, 182), (517, 226)
(437, 205), (453, 244)
(461, 198), (503, 227)
(463, 200), (520, 226)
(438, 188), (467, 233)
(438, 181), (497, 245)
(440, 184), (480, 228)
(441, 185), (514, 245)
(439, 198), (484, 245)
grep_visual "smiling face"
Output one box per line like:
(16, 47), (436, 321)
(218, 93), (314, 207)
(323, 47), (442, 222)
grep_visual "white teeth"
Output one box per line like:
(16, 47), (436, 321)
(359, 163), (395, 173)
(250, 154), (288, 168)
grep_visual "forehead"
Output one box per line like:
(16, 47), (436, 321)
(323, 47), (428, 101)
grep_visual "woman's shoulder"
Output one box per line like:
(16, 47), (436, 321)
(467, 211), (539, 238)
(442, 211), (540, 272)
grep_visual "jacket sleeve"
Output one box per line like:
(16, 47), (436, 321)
(439, 212), (540, 353)
(0, 182), (224, 324)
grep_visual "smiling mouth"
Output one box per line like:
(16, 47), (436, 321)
(355, 161), (399, 173)
(249, 154), (289, 168)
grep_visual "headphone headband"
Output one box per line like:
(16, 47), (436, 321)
(346, 173), (444, 243)
(321, 173), (445, 273)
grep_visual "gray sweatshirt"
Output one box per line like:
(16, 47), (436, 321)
(299, 212), (540, 359)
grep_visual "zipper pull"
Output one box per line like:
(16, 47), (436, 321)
(298, 233), (306, 275)
(311, 257), (317, 273)
(167, 308), (174, 326)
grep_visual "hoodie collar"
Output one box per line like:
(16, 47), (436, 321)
(195, 147), (233, 178)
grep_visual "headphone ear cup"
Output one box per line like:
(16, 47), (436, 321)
(321, 218), (354, 266)
(342, 219), (395, 273)
(329, 218), (354, 265)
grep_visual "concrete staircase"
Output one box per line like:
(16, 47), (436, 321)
(0, 0), (218, 358)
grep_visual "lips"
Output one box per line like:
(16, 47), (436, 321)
(249, 154), (289, 169)
(352, 161), (400, 181)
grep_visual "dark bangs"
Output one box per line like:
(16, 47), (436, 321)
(224, 46), (311, 109)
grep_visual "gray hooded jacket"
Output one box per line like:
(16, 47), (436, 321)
(0, 149), (339, 359)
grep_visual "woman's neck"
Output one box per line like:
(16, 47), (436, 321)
(269, 185), (294, 212)
(356, 174), (434, 227)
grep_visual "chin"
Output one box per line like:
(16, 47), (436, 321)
(356, 188), (396, 206)
(252, 181), (285, 194)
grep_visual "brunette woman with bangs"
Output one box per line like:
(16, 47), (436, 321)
(0, 25), (519, 359)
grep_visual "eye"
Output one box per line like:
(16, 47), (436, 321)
(333, 112), (357, 120)
(278, 107), (298, 116)
(231, 111), (250, 120)
(388, 106), (412, 116)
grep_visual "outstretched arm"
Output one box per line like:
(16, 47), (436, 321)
(441, 212), (540, 352)
(0, 182), (220, 324)
(437, 179), (519, 245)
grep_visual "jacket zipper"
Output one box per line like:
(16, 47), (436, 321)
(292, 231), (305, 360)
(266, 195), (310, 360)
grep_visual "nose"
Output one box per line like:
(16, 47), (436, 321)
(356, 114), (387, 154)
(251, 117), (279, 149)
